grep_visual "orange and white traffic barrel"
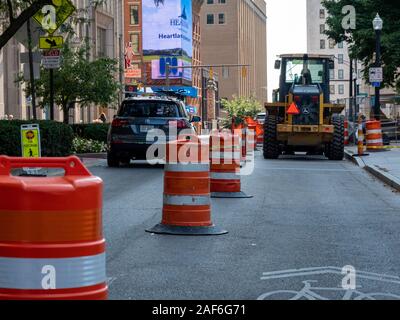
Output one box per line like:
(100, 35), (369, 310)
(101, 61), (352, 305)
(344, 120), (349, 146)
(256, 123), (264, 145)
(366, 120), (383, 151)
(247, 124), (257, 151)
(146, 138), (227, 236)
(0, 156), (107, 300)
(209, 131), (252, 199)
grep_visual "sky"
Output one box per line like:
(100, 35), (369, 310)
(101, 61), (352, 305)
(267, 0), (307, 100)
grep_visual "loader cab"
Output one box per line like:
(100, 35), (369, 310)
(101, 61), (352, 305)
(275, 54), (334, 104)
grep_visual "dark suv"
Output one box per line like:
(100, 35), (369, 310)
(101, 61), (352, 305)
(107, 95), (200, 167)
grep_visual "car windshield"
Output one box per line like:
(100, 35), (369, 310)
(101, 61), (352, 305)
(119, 101), (181, 118)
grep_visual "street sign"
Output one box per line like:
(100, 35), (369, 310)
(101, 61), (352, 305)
(125, 68), (142, 79)
(372, 82), (381, 88)
(42, 49), (61, 69)
(287, 102), (300, 115)
(21, 124), (41, 158)
(39, 36), (64, 49)
(369, 67), (383, 83)
(33, 0), (76, 35)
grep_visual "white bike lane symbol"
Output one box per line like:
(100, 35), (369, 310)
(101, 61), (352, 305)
(258, 280), (400, 300)
(257, 267), (400, 300)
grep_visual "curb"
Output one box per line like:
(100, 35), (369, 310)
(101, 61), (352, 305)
(344, 149), (365, 167)
(75, 153), (107, 160)
(365, 165), (400, 192)
(345, 149), (400, 192)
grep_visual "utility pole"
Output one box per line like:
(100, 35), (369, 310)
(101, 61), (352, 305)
(50, 69), (54, 120)
(354, 60), (359, 116)
(27, 19), (37, 120)
(349, 59), (353, 122)
(374, 27), (382, 120)
(373, 13), (383, 121)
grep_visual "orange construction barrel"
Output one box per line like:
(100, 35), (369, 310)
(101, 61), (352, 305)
(209, 131), (253, 199)
(0, 156), (107, 300)
(366, 120), (384, 151)
(146, 139), (227, 236)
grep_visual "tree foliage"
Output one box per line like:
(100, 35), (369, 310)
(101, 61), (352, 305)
(220, 96), (262, 128)
(18, 42), (121, 124)
(322, 0), (400, 92)
(0, 0), (107, 50)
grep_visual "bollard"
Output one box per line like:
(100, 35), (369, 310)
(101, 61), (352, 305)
(0, 156), (107, 300)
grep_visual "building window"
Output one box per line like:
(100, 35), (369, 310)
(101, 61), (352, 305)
(206, 14), (214, 24)
(338, 41), (344, 49)
(130, 33), (140, 54)
(207, 0), (213, 4)
(320, 9), (325, 19)
(338, 69), (344, 80)
(338, 84), (344, 95)
(329, 69), (334, 80)
(222, 67), (229, 79)
(320, 24), (325, 34)
(130, 5), (139, 25)
(330, 85), (335, 94)
(218, 13), (225, 24)
(97, 27), (107, 57)
(338, 54), (344, 64)
(320, 39), (325, 49)
(329, 39), (335, 49)
(218, 0), (226, 3)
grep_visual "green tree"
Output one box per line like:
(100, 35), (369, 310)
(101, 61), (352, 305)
(0, 0), (53, 50)
(322, 0), (400, 92)
(19, 42), (121, 124)
(0, 0), (106, 50)
(220, 96), (262, 129)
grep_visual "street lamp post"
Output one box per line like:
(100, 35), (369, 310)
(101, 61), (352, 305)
(373, 13), (383, 121)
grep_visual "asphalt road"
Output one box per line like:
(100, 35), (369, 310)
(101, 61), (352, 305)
(89, 151), (400, 300)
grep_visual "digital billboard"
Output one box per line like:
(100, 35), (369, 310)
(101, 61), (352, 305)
(142, 0), (193, 82)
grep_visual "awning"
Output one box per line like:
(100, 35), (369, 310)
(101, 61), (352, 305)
(151, 86), (198, 98)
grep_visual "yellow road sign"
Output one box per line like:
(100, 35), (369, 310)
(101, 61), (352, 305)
(39, 36), (64, 49)
(21, 124), (41, 158)
(33, 0), (76, 35)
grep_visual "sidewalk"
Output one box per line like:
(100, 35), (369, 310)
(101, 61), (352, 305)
(345, 144), (400, 191)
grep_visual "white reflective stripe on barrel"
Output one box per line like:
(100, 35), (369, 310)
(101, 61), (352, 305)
(211, 172), (240, 180)
(367, 139), (383, 144)
(210, 152), (241, 160)
(163, 195), (211, 206)
(367, 130), (382, 135)
(165, 163), (210, 172)
(0, 253), (106, 290)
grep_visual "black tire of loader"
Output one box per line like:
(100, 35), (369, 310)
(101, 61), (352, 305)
(326, 115), (345, 160)
(263, 115), (280, 159)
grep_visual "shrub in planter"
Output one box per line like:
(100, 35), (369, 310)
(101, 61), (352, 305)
(72, 137), (107, 154)
(0, 120), (74, 157)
